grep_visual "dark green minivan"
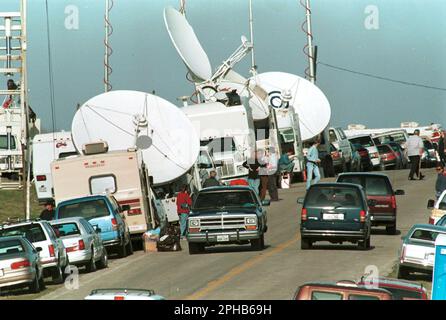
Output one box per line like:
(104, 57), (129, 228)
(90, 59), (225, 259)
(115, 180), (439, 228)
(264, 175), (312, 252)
(298, 183), (372, 250)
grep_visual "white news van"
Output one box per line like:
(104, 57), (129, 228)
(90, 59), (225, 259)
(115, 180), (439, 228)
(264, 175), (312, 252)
(32, 131), (77, 203)
(182, 102), (255, 183)
(51, 142), (154, 241)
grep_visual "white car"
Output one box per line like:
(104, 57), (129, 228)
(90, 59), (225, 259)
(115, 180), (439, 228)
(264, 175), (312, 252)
(427, 190), (446, 225)
(348, 134), (383, 169)
(0, 219), (69, 284)
(50, 217), (108, 272)
(84, 288), (165, 300)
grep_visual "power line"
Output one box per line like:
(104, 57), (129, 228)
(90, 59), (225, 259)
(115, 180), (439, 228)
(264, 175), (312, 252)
(318, 61), (446, 92)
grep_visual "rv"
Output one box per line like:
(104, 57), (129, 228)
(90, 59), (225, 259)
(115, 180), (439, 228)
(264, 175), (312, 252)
(51, 142), (154, 242)
(32, 131), (77, 203)
(182, 101), (255, 183)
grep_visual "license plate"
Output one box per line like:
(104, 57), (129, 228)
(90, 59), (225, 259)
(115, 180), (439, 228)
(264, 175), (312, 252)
(323, 213), (344, 220)
(0, 269), (3, 277)
(217, 235), (229, 242)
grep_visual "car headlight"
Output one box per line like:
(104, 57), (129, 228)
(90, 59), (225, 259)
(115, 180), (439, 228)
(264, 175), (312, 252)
(245, 217), (256, 225)
(189, 219), (200, 227)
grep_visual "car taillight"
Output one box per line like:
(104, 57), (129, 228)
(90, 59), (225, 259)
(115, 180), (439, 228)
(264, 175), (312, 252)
(301, 208), (307, 221)
(360, 210), (366, 222)
(48, 244), (55, 257)
(11, 259), (31, 270)
(36, 175), (46, 181)
(387, 153), (396, 161)
(111, 218), (118, 231)
(114, 296), (125, 300)
(78, 240), (85, 251)
(429, 217), (435, 225)
(391, 195), (396, 209)
(128, 208), (142, 215)
(400, 244), (406, 263)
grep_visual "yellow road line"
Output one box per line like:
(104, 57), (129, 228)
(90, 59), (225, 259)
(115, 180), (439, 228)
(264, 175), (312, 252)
(184, 236), (298, 300)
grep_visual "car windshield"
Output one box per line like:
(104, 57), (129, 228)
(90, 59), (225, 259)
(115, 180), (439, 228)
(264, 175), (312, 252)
(193, 190), (257, 210)
(305, 186), (363, 208)
(349, 136), (374, 148)
(52, 223), (81, 237)
(0, 239), (25, 256)
(58, 199), (110, 221)
(365, 177), (392, 196)
(410, 229), (440, 242)
(0, 224), (46, 243)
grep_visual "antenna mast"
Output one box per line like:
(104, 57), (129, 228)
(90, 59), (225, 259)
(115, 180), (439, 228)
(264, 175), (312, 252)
(248, 0), (256, 75)
(104, 0), (113, 92)
(301, 0), (315, 83)
(179, 0), (186, 16)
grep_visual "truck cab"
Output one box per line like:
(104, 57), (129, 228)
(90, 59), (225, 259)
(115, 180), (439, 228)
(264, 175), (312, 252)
(329, 127), (353, 169)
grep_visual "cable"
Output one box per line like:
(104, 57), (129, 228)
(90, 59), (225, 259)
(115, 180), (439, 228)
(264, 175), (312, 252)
(318, 61), (446, 92)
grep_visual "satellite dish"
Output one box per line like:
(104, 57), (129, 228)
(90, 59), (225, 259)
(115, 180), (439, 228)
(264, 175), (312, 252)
(71, 90), (200, 185)
(250, 72), (331, 141)
(164, 6), (212, 82)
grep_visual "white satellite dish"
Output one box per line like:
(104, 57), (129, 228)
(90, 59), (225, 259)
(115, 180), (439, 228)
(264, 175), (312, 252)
(250, 72), (331, 141)
(71, 90), (200, 185)
(164, 6), (212, 82)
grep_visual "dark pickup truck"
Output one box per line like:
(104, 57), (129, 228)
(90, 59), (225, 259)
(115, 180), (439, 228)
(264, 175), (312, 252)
(186, 186), (269, 254)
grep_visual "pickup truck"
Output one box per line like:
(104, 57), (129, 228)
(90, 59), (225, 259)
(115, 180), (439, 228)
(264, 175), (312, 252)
(186, 186), (269, 254)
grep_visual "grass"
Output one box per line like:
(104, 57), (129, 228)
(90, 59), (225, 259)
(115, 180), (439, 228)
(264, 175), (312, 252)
(0, 183), (42, 223)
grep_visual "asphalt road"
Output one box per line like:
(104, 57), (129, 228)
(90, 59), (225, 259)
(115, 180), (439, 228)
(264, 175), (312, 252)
(4, 168), (435, 300)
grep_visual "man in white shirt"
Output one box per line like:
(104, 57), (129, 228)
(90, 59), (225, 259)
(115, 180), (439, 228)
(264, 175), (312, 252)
(405, 129), (425, 180)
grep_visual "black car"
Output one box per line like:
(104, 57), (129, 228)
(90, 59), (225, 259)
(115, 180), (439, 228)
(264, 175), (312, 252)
(297, 183), (372, 250)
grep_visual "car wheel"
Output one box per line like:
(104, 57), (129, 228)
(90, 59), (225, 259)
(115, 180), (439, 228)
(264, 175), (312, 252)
(188, 242), (205, 255)
(96, 248), (108, 269)
(28, 272), (40, 294)
(51, 265), (64, 284)
(386, 225), (397, 235)
(85, 248), (97, 273)
(301, 238), (312, 250)
(117, 240), (127, 258)
(397, 265), (410, 279)
(251, 234), (265, 251)
(38, 270), (46, 291)
(126, 238), (134, 255)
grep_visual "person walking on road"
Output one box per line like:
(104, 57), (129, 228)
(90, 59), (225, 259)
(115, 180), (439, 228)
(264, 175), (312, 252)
(306, 139), (321, 190)
(435, 165), (446, 199)
(405, 129), (425, 180)
(176, 185), (192, 239)
(438, 131), (446, 166)
(265, 147), (279, 201)
(202, 170), (221, 188)
(39, 201), (55, 221)
(243, 150), (266, 195)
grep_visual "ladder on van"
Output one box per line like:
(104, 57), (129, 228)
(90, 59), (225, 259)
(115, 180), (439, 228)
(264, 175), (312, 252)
(0, 1), (28, 190)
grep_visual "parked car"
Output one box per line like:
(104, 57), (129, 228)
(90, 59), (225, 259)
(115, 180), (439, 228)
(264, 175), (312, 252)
(54, 195), (133, 259)
(187, 186), (269, 254)
(421, 139), (438, 168)
(357, 277), (428, 300)
(50, 217), (108, 272)
(386, 141), (409, 169)
(293, 281), (393, 300)
(435, 214), (446, 227)
(297, 182), (372, 250)
(397, 224), (446, 278)
(0, 236), (45, 293)
(329, 143), (346, 174)
(377, 144), (399, 170)
(329, 127), (353, 170)
(336, 173), (405, 235)
(351, 143), (373, 171)
(427, 190), (446, 225)
(0, 219), (69, 284)
(84, 288), (165, 300)
(348, 134), (383, 170)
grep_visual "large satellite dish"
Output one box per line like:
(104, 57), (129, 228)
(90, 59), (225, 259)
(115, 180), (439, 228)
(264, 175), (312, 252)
(164, 6), (212, 82)
(250, 72), (331, 141)
(71, 90), (200, 185)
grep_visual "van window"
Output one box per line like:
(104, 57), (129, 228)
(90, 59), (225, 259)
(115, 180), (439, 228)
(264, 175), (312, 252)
(205, 137), (237, 154)
(305, 186), (362, 208)
(0, 134), (16, 150)
(365, 176), (392, 196)
(58, 199), (110, 221)
(90, 175), (116, 194)
(337, 175), (362, 187)
(198, 151), (213, 169)
(0, 224), (46, 243)
(329, 130), (337, 143)
(348, 294), (380, 300)
(410, 229), (440, 242)
(311, 291), (343, 300)
(58, 151), (78, 159)
(349, 136), (374, 148)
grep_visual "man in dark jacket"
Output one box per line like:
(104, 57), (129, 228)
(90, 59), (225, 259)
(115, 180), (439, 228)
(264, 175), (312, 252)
(438, 131), (446, 166)
(436, 165), (446, 198)
(202, 170), (221, 188)
(243, 151), (266, 195)
(39, 201), (55, 221)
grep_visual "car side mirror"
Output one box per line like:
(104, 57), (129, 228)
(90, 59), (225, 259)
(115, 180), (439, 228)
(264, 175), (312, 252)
(261, 200), (271, 206)
(121, 204), (130, 212)
(367, 199), (378, 207)
(395, 189), (405, 196)
(297, 198), (304, 205)
(36, 247), (43, 252)
(427, 199), (435, 209)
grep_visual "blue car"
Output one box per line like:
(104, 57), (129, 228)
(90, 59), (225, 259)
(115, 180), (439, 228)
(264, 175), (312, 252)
(54, 195), (133, 258)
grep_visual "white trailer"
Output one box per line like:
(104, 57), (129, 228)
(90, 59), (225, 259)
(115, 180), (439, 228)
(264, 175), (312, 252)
(32, 131), (77, 203)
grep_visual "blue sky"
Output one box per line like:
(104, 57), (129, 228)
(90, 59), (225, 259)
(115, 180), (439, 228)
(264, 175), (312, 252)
(2, 0), (445, 131)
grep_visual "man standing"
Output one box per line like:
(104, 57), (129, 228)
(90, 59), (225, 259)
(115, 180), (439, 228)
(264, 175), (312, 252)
(202, 170), (221, 188)
(176, 185), (192, 239)
(438, 131), (446, 166)
(435, 165), (446, 198)
(265, 147), (279, 201)
(406, 129), (425, 180)
(243, 150), (265, 195)
(39, 201), (55, 221)
(306, 139), (321, 190)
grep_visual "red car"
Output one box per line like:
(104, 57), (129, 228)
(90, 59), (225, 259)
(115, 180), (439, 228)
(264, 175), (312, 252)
(377, 144), (399, 170)
(357, 277), (428, 300)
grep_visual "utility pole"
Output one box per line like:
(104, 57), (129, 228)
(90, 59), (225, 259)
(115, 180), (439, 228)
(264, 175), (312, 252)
(304, 0), (315, 84)
(104, 0), (113, 92)
(248, 0), (256, 75)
